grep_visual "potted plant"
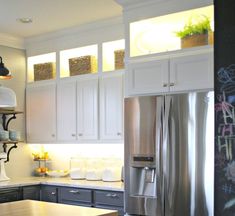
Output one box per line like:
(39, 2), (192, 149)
(175, 15), (213, 48)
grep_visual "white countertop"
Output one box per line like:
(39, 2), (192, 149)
(0, 177), (124, 191)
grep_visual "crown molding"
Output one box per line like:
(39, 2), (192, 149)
(114, 0), (163, 9)
(25, 16), (123, 45)
(0, 33), (25, 49)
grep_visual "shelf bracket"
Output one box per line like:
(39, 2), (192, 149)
(2, 114), (16, 131)
(2, 142), (18, 163)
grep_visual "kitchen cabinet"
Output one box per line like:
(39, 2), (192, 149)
(39, 185), (123, 215)
(58, 187), (92, 207)
(26, 82), (56, 143)
(99, 73), (123, 140)
(26, 72), (123, 143)
(22, 185), (40, 201)
(126, 47), (213, 96)
(77, 78), (98, 140)
(57, 77), (98, 142)
(57, 80), (77, 141)
(41, 185), (58, 203)
(94, 190), (124, 216)
(0, 187), (21, 203)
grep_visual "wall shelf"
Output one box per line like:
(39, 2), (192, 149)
(0, 111), (23, 163)
(0, 111), (23, 130)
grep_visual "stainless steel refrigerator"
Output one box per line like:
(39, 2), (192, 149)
(124, 91), (214, 216)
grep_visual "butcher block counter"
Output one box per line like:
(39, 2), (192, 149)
(0, 200), (118, 216)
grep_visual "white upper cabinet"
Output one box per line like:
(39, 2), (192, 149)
(100, 74), (123, 140)
(26, 82), (56, 143)
(57, 80), (77, 141)
(127, 58), (169, 95)
(77, 78), (98, 140)
(126, 47), (213, 96)
(169, 51), (213, 92)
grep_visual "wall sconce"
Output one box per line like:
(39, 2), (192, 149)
(0, 56), (12, 79)
(0, 56), (16, 108)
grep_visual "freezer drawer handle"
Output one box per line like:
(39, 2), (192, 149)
(69, 190), (80, 194)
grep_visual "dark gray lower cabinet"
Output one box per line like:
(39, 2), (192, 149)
(0, 187), (21, 203)
(41, 185), (57, 203)
(19, 184), (124, 215)
(94, 190), (124, 216)
(58, 187), (92, 207)
(22, 185), (40, 200)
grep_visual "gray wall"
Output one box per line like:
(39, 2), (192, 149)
(0, 45), (33, 178)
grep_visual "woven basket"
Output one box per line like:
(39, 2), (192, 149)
(114, 49), (125, 70)
(181, 33), (211, 48)
(34, 62), (55, 81)
(69, 55), (97, 76)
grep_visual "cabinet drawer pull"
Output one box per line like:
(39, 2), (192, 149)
(106, 193), (118, 198)
(78, 133), (83, 137)
(169, 83), (175, 87)
(111, 193), (118, 198)
(71, 134), (76, 137)
(51, 192), (56, 195)
(117, 132), (122, 136)
(163, 83), (168, 87)
(69, 190), (80, 194)
(106, 193), (112, 197)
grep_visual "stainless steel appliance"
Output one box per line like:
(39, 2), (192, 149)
(124, 91), (214, 216)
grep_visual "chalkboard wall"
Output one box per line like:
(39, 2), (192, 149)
(215, 1), (235, 215)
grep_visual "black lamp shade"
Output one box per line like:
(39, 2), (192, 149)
(0, 57), (11, 79)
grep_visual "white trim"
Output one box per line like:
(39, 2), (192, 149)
(0, 33), (25, 49)
(25, 16), (123, 47)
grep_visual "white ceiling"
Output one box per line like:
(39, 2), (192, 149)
(0, 0), (122, 38)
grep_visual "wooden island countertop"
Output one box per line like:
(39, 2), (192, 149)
(0, 200), (118, 216)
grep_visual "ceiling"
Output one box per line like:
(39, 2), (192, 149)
(0, 0), (122, 39)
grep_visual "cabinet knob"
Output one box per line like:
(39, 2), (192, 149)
(71, 134), (76, 137)
(163, 83), (168, 87)
(117, 132), (122, 136)
(78, 133), (83, 137)
(52, 134), (55, 137)
(169, 83), (175, 87)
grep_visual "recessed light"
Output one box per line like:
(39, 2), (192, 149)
(17, 18), (33, 24)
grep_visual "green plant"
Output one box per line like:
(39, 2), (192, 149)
(175, 15), (212, 39)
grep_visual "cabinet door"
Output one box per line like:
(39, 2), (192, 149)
(94, 190), (124, 216)
(22, 186), (40, 201)
(126, 59), (169, 96)
(26, 83), (56, 142)
(58, 187), (92, 207)
(169, 51), (213, 92)
(0, 188), (21, 203)
(77, 78), (98, 140)
(41, 185), (57, 203)
(99, 74), (123, 140)
(57, 80), (77, 141)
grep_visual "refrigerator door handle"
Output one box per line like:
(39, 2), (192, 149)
(163, 96), (175, 215)
(156, 96), (165, 216)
